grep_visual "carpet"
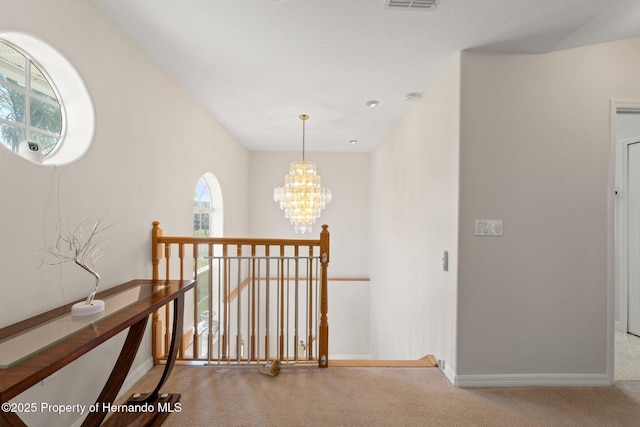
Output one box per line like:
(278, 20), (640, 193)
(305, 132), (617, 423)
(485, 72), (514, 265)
(116, 365), (640, 426)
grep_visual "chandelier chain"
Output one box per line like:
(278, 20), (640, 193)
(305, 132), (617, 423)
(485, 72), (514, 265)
(300, 114), (308, 162)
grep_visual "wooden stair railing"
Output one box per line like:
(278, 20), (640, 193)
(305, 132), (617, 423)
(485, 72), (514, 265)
(151, 221), (330, 368)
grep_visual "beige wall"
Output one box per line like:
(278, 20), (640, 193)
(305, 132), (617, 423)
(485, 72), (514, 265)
(456, 37), (640, 384)
(0, 1), (249, 425)
(370, 55), (460, 374)
(371, 36), (640, 386)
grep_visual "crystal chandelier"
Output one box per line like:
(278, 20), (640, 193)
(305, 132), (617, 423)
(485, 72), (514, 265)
(273, 114), (332, 234)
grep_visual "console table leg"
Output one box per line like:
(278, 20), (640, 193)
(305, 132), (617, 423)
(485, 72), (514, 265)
(0, 410), (27, 427)
(81, 316), (148, 426)
(101, 294), (185, 427)
(135, 294), (184, 403)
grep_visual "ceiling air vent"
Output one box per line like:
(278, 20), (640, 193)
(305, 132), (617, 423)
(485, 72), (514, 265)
(384, 0), (440, 11)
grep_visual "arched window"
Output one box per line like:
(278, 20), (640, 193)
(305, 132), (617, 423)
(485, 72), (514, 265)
(194, 173), (223, 238)
(194, 176), (212, 237)
(193, 173), (223, 358)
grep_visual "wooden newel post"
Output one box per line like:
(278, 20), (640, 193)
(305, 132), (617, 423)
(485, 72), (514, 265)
(152, 221), (162, 281)
(151, 221), (162, 365)
(318, 224), (330, 368)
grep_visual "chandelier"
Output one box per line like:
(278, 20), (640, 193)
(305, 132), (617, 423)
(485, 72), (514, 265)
(273, 114), (332, 234)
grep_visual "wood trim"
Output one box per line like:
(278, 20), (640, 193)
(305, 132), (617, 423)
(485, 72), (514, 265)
(157, 235), (321, 247)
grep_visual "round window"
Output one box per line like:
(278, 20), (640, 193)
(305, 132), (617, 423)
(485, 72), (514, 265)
(0, 40), (63, 157)
(0, 33), (94, 165)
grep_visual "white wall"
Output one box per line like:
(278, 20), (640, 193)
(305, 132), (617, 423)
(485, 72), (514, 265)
(0, 1), (248, 425)
(456, 37), (640, 385)
(369, 56), (460, 373)
(249, 151), (371, 358)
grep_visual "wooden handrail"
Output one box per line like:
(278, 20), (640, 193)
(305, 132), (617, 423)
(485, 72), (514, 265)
(151, 221), (330, 368)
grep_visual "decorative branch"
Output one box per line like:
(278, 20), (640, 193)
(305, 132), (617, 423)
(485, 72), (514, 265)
(42, 215), (119, 305)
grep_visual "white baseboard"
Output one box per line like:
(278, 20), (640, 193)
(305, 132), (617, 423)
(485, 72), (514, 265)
(454, 373), (612, 388)
(440, 363), (456, 385)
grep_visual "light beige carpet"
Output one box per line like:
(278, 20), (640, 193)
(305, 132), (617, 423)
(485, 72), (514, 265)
(117, 365), (640, 426)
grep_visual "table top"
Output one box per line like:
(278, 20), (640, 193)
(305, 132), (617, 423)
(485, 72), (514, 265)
(0, 279), (195, 402)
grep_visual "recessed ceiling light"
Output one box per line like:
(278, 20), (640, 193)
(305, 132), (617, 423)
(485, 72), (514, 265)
(366, 100), (379, 107)
(349, 140), (358, 145)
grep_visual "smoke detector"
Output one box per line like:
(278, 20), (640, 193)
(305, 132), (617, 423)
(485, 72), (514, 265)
(384, 0), (440, 11)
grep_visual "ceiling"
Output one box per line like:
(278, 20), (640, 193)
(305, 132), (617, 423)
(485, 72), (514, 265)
(92, 0), (640, 153)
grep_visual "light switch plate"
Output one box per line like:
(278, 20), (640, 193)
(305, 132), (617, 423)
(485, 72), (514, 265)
(475, 219), (502, 236)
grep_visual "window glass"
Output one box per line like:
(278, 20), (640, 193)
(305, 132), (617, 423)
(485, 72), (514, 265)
(30, 63), (56, 101)
(0, 42), (25, 88)
(0, 86), (25, 124)
(194, 177), (212, 237)
(0, 122), (24, 150)
(0, 40), (62, 156)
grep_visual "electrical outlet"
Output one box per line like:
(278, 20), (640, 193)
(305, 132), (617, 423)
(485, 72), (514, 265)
(474, 219), (502, 236)
(438, 359), (445, 370)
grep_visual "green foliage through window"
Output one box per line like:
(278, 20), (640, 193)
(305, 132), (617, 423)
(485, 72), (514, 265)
(0, 40), (62, 155)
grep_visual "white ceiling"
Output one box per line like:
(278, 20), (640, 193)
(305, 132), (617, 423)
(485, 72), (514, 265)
(92, 0), (640, 153)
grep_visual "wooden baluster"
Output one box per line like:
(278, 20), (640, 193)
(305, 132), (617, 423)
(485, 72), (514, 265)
(179, 243), (185, 281)
(151, 222), (162, 365)
(178, 243), (185, 359)
(164, 244), (171, 282)
(164, 243), (172, 358)
(152, 221), (162, 281)
(319, 225), (330, 367)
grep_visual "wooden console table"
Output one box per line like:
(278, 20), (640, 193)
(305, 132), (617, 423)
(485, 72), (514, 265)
(0, 279), (195, 427)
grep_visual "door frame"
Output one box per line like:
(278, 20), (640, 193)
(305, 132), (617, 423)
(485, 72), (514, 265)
(610, 99), (640, 382)
(624, 139), (640, 334)
(616, 135), (640, 333)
